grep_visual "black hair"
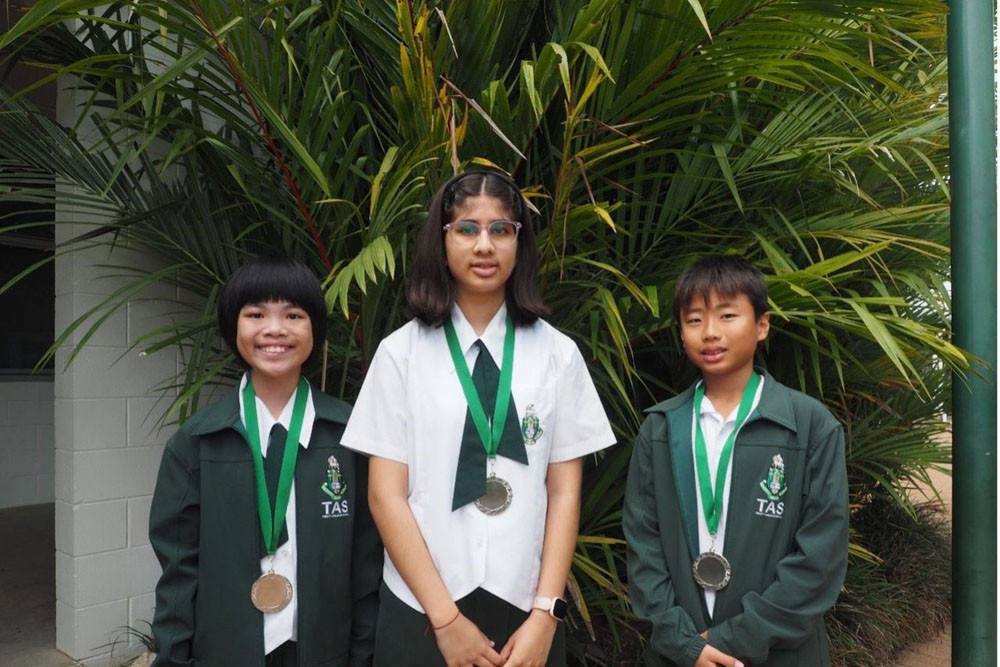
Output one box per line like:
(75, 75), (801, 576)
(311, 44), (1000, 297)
(217, 256), (327, 367)
(672, 255), (769, 323)
(407, 170), (549, 327)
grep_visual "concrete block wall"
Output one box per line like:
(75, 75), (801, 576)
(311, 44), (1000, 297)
(0, 380), (55, 509)
(53, 223), (183, 665)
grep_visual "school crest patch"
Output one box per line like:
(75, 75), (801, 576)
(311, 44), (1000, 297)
(759, 454), (787, 501)
(521, 404), (543, 445)
(321, 455), (346, 500)
(754, 454), (787, 520)
(320, 455), (350, 518)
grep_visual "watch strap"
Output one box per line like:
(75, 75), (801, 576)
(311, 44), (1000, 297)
(533, 595), (554, 611)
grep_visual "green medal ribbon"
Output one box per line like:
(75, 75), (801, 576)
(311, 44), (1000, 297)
(443, 314), (515, 461)
(243, 376), (309, 556)
(693, 372), (761, 536)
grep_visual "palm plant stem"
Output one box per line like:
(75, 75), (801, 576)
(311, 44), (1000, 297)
(188, 0), (332, 269)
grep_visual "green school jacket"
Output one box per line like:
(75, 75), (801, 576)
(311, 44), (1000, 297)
(623, 372), (848, 667)
(148, 385), (381, 667)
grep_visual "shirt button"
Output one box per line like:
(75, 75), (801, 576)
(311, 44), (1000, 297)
(281, 548), (289, 557)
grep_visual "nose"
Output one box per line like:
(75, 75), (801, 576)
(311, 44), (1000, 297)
(262, 313), (287, 335)
(472, 227), (495, 253)
(702, 317), (720, 341)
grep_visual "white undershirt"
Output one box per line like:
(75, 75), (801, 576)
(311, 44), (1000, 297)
(691, 376), (764, 617)
(238, 375), (315, 654)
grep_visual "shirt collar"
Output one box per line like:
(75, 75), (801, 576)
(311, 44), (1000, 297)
(187, 376), (348, 436)
(695, 374), (766, 424)
(449, 302), (509, 363)
(238, 373), (315, 449)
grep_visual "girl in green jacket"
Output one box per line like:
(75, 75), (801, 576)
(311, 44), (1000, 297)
(149, 256), (381, 667)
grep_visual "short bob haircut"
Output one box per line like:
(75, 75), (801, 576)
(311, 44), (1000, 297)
(672, 254), (769, 324)
(217, 256), (327, 368)
(407, 170), (549, 327)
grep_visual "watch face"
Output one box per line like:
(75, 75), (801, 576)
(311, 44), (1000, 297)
(551, 597), (568, 620)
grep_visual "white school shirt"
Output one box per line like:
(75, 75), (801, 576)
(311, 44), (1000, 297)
(691, 376), (764, 617)
(341, 303), (616, 612)
(238, 374), (316, 655)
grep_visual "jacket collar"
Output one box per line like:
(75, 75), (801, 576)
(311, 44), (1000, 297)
(644, 368), (798, 434)
(188, 379), (350, 436)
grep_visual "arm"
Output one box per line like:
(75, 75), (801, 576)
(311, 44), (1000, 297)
(348, 454), (382, 667)
(623, 419), (708, 667)
(368, 456), (503, 667)
(501, 458), (582, 666)
(709, 424), (848, 664)
(148, 433), (200, 667)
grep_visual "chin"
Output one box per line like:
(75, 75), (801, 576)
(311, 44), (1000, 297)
(253, 363), (304, 379)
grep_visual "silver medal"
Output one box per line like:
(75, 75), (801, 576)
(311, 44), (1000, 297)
(692, 551), (731, 591)
(475, 474), (512, 515)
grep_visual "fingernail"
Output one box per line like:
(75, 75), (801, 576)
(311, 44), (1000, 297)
(736, 662), (745, 667)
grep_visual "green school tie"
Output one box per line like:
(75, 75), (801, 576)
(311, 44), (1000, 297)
(451, 340), (528, 510)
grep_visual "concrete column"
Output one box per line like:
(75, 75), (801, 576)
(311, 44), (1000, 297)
(52, 81), (183, 665)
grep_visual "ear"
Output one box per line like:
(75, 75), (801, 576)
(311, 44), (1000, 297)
(756, 311), (770, 342)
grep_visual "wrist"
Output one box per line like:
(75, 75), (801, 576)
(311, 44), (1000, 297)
(529, 608), (559, 629)
(427, 603), (460, 629)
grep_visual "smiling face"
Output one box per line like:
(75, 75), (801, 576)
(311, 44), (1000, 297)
(235, 300), (313, 385)
(445, 194), (518, 302)
(680, 290), (769, 381)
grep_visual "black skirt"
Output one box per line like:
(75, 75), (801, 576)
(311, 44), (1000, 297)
(373, 582), (567, 667)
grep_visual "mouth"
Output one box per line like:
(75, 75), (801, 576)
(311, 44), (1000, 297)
(470, 262), (499, 278)
(700, 347), (726, 363)
(258, 345), (294, 356)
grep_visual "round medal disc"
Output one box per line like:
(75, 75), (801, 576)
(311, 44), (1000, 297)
(692, 551), (732, 591)
(475, 475), (512, 515)
(251, 572), (293, 613)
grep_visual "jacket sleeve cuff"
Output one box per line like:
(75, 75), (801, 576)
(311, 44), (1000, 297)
(711, 617), (767, 664)
(681, 636), (708, 667)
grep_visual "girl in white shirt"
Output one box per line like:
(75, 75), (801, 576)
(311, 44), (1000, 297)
(341, 172), (615, 667)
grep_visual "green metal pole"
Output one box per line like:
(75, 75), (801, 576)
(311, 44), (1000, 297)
(948, 1), (997, 665)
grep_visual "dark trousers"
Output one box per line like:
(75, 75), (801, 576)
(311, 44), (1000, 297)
(373, 583), (567, 667)
(266, 641), (297, 667)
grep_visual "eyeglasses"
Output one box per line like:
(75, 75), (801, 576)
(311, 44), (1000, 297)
(442, 220), (522, 246)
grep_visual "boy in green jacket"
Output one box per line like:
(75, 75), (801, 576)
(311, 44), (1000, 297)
(624, 255), (848, 667)
(148, 257), (381, 667)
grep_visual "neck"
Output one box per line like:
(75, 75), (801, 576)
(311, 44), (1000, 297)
(702, 365), (755, 417)
(454, 288), (505, 336)
(250, 370), (301, 419)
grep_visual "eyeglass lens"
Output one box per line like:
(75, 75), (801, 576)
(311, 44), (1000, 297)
(448, 221), (519, 243)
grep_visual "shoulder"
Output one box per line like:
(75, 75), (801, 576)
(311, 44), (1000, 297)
(520, 317), (585, 368)
(164, 394), (236, 463)
(179, 388), (238, 434)
(644, 383), (696, 416)
(374, 318), (437, 359)
(312, 388), (352, 425)
(770, 378), (842, 438)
